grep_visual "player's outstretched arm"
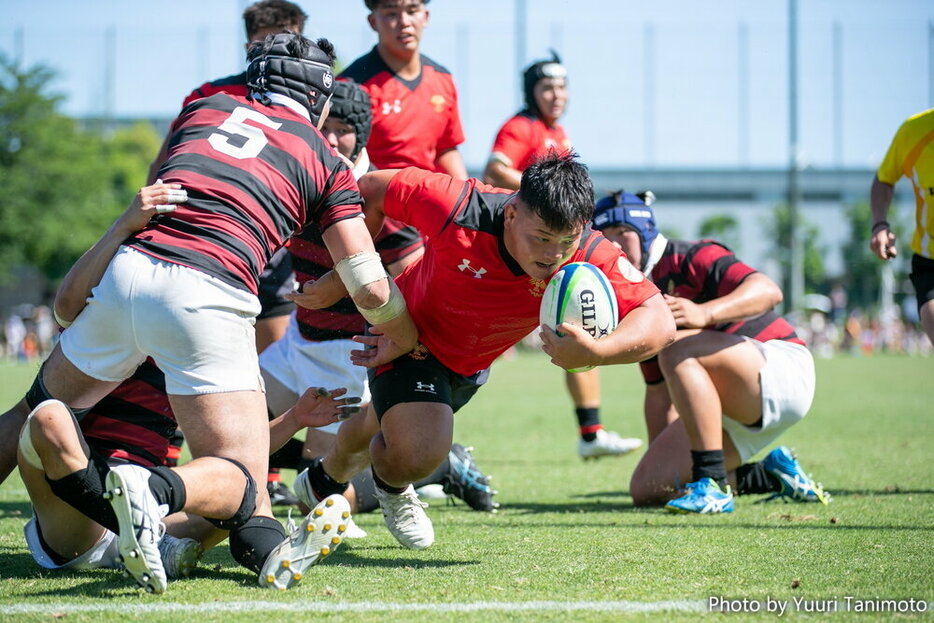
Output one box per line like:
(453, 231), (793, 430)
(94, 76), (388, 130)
(268, 387), (360, 453)
(665, 272), (782, 330)
(54, 181), (187, 327)
(321, 185), (418, 355)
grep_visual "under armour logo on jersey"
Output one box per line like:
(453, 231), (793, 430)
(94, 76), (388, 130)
(458, 259), (487, 278)
(381, 99), (402, 115)
(415, 381), (436, 393)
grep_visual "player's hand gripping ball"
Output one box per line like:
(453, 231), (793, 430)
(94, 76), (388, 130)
(539, 262), (618, 372)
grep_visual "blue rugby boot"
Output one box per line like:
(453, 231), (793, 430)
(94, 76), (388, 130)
(665, 477), (735, 514)
(441, 444), (499, 512)
(762, 446), (831, 504)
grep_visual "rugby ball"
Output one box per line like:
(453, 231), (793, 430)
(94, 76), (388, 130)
(539, 262), (618, 372)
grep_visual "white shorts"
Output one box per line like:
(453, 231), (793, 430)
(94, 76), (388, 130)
(722, 339), (816, 462)
(24, 516), (120, 571)
(61, 246), (264, 395)
(259, 315), (370, 435)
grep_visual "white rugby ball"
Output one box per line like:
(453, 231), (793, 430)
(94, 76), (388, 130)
(539, 262), (619, 372)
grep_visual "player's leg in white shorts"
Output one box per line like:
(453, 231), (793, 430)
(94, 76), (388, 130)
(61, 246), (264, 394)
(23, 516), (120, 571)
(722, 339), (816, 462)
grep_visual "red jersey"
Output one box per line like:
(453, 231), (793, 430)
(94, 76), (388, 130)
(135, 93), (363, 294)
(181, 72), (248, 108)
(490, 110), (572, 172)
(80, 359), (175, 467)
(639, 239), (805, 384)
(384, 168), (660, 376)
(340, 48), (465, 172)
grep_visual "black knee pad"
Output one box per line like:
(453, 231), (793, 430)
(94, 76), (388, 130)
(46, 451), (118, 533)
(204, 457), (257, 530)
(229, 515), (287, 574)
(25, 365), (91, 420)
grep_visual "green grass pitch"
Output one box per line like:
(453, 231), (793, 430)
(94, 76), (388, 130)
(0, 352), (931, 622)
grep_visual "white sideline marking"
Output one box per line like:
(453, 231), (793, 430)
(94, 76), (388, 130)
(0, 600), (705, 615)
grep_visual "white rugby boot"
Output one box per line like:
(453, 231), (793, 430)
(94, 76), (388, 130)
(578, 429), (643, 460)
(104, 464), (168, 594)
(259, 494), (350, 590)
(375, 484), (434, 550)
(293, 468), (367, 538)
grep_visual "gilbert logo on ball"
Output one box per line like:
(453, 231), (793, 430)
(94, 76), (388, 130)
(539, 262), (619, 373)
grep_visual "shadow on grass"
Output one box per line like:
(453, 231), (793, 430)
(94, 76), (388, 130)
(822, 488), (934, 497)
(0, 500), (31, 518)
(334, 549), (480, 569)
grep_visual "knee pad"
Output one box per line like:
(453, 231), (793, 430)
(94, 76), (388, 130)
(229, 515), (286, 574)
(45, 451), (118, 533)
(204, 457), (257, 530)
(24, 367), (91, 421)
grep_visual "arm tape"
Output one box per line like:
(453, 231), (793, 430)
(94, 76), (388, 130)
(334, 251), (387, 297)
(53, 306), (73, 329)
(358, 278), (407, 325)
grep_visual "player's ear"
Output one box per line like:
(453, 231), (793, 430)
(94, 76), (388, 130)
(503, 202), (517, 226)
(367, 13), (377, 32)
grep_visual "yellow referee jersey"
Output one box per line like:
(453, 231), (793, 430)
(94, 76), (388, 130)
(877, 108), (934, 259)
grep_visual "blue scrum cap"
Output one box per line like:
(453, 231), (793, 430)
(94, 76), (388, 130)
(592, 190), (658, 268)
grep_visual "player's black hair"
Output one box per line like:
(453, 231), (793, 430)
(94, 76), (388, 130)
(246, 33), (336, 126)
(522, 50), (567, 118)
(364, 0), (430, 11)
(329, 80), (372, 161)
(243, 0), (307, 40)
(519, 151), (594, 232)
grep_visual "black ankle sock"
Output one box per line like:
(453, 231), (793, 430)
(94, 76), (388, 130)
(269, 437), (305, 469)
(230, 516), (287, 574)
(690, 449), (727, 489)
(46, 461), (118, 533)
(735, 461), (781, 495)
(148, 466), (187, 514)
(306, 457), (348, 500)
(576, 408), (600, 441)
(372, 469), (406, 495)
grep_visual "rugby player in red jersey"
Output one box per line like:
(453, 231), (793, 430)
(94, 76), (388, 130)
(340, 0), (467, 179)
(3, 34), (416, 592)
(590, 191), (830, 514)
(299, 152), (676, 549)
(484, 52), (643, 461)
(263, 80), (497, 520)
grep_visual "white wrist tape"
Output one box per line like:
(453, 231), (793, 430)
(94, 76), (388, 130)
(53, 306), (73, 329)
(358, 278), (407, 325)
(334, 251), (387, 296)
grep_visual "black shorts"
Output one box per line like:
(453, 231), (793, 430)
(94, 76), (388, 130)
(256, 248), (296, 320)
(910, 254), (934, 309)
(367, 343), (490, 420)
